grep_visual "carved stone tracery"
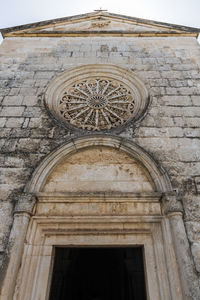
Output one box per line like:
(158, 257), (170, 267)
(45, 65), (149, 132)
(59, 78), (135, 131)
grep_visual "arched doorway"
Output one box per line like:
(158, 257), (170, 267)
(1, 135), (184, 300)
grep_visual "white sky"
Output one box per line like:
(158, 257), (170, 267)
(0, 0), (200, 44)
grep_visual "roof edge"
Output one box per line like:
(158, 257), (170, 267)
(0, 11), (200, 35)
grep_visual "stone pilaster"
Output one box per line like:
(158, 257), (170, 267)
(162, 192), (199, 300)
(0, 193), (36, 300)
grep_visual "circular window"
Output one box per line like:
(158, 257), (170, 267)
(45, 65), (149, 132)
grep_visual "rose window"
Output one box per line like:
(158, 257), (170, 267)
(58, 78), (135, 131)
(45, 65), (149, 132)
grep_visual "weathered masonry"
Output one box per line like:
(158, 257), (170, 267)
(0, 11), (200, 300)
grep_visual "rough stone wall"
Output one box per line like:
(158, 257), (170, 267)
(0, 36), (200, 288)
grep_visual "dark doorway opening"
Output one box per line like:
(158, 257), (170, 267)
(49, 247), (147, 300)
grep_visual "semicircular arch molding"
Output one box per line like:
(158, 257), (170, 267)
(25, 135), (172, 193)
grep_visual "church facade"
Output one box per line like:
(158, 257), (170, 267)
(0, 11), (200, 299)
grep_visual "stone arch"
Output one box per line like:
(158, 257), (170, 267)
(25, 135), (172, 193)
(3, 135), (186, 300)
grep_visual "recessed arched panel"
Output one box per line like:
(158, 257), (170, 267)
(42, 146), (154, 193)
(25, 135), (172, 193)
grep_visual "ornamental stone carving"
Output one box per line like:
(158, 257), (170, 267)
(14, 193), (37, 215)
(45, 65), (149, 132)
(59, 78), (135, 131)
(161, 192), (183, 215)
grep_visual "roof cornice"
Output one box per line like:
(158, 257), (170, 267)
(0, 11), (199, 38)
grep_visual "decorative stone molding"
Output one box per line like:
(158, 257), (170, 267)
(91, 19), (111, 28)
(45, 65), (149, 132)
(25, 135), (172, 193)
(14, 193), (37, 215)
(161, 192), (183, 215)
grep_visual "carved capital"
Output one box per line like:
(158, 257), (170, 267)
(161, 192), (183, 215)
(14, 193), (37, 215)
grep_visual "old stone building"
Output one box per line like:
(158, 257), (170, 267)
(0, 10), (200, 299)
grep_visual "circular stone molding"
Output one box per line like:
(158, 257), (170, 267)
(45, 65), (149, 132)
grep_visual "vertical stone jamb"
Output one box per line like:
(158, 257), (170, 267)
(0, 193), (36, 300)
(162, 192), (199, 300)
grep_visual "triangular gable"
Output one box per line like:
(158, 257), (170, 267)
(1, 11), (199, 38)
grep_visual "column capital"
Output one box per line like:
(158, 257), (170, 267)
(161, 192), (183, 215)
(13, 192), (37, 216)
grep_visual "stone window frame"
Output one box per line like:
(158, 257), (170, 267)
(44, 64), (149, 133)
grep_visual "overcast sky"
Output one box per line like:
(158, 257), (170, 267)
(0, 0), (200, 44)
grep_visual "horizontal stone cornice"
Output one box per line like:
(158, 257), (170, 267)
(3, 31), (198, 38)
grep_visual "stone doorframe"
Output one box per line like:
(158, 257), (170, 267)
(0, 135), (196, 300)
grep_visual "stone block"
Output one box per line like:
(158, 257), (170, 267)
(0, 168), (31, 187)
(154, 64), (171, 71)
(24, 107), (42, 117)
(160, 71), (183, 79)
(191, 96), (200, 106)
(30, 128), (50, 138)
(10, 128), (30, 138)
(191, 243), (200, 272)
(28, 117), (43, 128)
(160, 106), (200, 117)
(16, 138), (41, 152)
(173, 117), (186, 127)
(0, 88), (10, 96)
(136, 127), (183, 137)
(22, 79), (36, 87)
(0, 128), (11, 138)
(184, 117), (200, 127)
(2, 96), (24, 106)
(5, 118), (24, 128)
(0, 106), (25, 117)
(1, 139), (18, 152)
(0, 139), (5, 150)
(161, 96), (192, 106)
(165, 57), (181, 64)
(169, 80), (188, 88)
(22, 96), (38, 106)
(183, 195), (200, 222)
(149, 79), (168, 87)
(8, 88), (20, 96)
(34, 71), (55, 79)
(183, 128), (200, 137)
(0, 117), (6, 127)
(34, 79), (49, 87)
(172, 64), (198, 71)
(183, 70), (200, 79)
(136, 71), (161, 79)
(185, 221), (200, 243)
(150, 87), (166, 96)
(20, 87), (37, 96)
(4, 155), (25, 168)
(22, 118), (29, 128)
(166, 87), (197, 95)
